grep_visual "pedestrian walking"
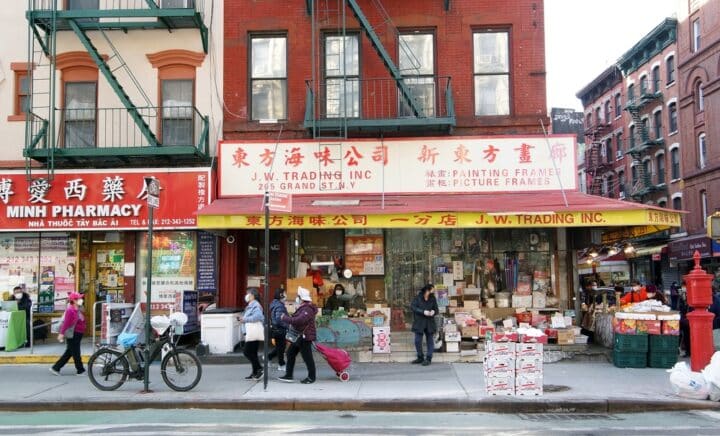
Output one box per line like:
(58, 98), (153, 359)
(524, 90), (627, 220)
(241, 288), (265, 380)
(411, 284), (439, 366)
(268, 288), (289, 371)
(50, 292), (86, 376)
(278, 287), (318, 384)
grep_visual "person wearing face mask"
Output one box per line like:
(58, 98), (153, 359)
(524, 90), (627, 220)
(410, 284), (439, 366)
(50, 292), (86, 376)
(268, 288), (289, 371)
(241, 288), (265, 381)
(10, 286), (32, 347)
(324, 284), (346, 313)
(620, 280), (648, 305)
(278, 287), (318, 384)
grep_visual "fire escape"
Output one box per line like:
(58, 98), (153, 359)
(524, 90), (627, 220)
(584, 122), (612, 196)
(24, 0), (210, 181)
(624, 85), (664, 200)
(304, 0), (455, 140)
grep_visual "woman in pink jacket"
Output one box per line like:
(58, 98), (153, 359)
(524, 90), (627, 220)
(50, 292), (86, 376)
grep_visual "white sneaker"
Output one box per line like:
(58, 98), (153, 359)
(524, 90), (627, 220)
(278, 365), (286, 372)
(49, 368), (60, 376)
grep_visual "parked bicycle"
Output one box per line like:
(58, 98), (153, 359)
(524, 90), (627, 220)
(87, 313), (202, 392)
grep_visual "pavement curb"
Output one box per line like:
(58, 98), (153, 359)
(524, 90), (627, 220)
(0, 398), (718, 414)
(0, 356), (91, 365)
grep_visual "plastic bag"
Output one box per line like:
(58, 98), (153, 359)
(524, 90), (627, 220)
(668, 362), (709, 400)
(701, 351), (720, 401)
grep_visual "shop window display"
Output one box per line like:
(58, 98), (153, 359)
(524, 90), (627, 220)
(136, 231), (197, 308)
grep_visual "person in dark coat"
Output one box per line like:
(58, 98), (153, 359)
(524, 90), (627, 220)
(11, 286), (32, 347)
(278, 287), (318, 384)
(410, 284), (439, 366)
(670, 281), (680, 310)
(268, 288), (289, 371)
(324, 284), (346, 313)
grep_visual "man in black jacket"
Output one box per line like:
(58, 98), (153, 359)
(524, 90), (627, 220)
(410, 284), (439, 366)
(11, 286), (32, 347)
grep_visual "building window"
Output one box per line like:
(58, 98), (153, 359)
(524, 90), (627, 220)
(616, 133), (623, 158)
(673, 196), (682, 211)
(595, 107), (601, 125)
(63, 81), (97, 148)
(641, 118), (649, 142)
(400, 32), (435, 117)
(629, 125), (636, 148)
(606, 175), (613, 197)
(618, 170), (626, 196)
(473, 31), (509, 116)
(628, 83), (635, 102)
(585, 113), (592, 130)
(250, 35), (287, 121)
(614, 93), (622, 118)
(161, 80), (193, 146)
(699, 133), (707, 168)
(656, 154), (665, 184)
(692, 18), (701, 52)
(631, 165), (638, 186)
(639, 75), (648, 95)
(653, 110), (662, 139)
(642, 160), (650, 185)
(604, 101), (611, 123)
(666, 56), (675, 84)
(652, 66), (660, 93)
(695, 81), (704, 112)
(605, 138), (612, 163)
(668, 102), (678, 133)
(671, 148), (680, 179)
(8, 63), (31, 122)
(701, 190), (708, 227)
(324, 34), (360, 118)
(658, 200), (667, 208)
(68, 0), (99, 8)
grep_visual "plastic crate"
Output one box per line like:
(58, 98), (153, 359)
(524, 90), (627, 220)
(648, 351), (679, 369)
(649, 335), (679, 353)
(613, 350), (647, 368)
(614, 333), (648, 353)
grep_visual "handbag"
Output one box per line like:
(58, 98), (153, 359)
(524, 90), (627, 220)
(244, 321), (264, 342)
(285, 326), (304, 345)
(59, 310), (77, 339)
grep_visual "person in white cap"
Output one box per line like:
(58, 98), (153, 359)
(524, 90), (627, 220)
(278, 286), (318, 384)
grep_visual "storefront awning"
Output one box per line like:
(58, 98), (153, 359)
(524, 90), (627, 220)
(630, 244), (667, 258)
(197, 191), (683, 230)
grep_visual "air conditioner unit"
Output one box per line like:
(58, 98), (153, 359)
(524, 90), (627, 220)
(616, 150), (624, 159)
(619, 192), (626, 200)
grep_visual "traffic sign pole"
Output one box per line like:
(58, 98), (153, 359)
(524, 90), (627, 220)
(143, 177), (160, 393)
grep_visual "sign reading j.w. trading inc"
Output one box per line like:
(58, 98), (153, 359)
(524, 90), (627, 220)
(219, 136), (577, 196)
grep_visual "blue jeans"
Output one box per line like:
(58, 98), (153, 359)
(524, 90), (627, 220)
(414, 330), (434, 360)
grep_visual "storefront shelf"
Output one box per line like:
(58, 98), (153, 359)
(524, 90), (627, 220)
(613, 333), (648, 353)
(649, 334), (680, 353)
(647, 351), (678, 369)
(613, 351), (647, 368)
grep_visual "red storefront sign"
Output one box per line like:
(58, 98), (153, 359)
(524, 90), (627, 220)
(0, 169), (212, 231)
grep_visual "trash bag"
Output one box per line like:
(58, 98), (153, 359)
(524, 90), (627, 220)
(701, 351), (720, 401)
(668, 361), (710, 400)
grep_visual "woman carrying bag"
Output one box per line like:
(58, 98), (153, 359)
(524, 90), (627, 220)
(242, 288), (265, 380)
(278, 287), (318, 384)
(50, 292), (86, 376)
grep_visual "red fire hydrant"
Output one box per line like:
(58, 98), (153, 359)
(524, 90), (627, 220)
(684, 250), (715, 371)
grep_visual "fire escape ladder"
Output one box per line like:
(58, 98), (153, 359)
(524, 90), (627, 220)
(345, 0), (424, 117)
(68, 19), (158, 147)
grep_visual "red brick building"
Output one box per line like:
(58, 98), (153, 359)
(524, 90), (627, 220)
(677, 0), (720, 235)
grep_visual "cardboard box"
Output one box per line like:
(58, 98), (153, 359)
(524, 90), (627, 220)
(449, 299), (459, 307)
(516, 342), (543, 357)
(479, 325), (495, 337)
(485, 375), (515, 396)
(454, 312), (473, 326)
(484, 355), (516, 374)
(490, 331), (519, 343)
(515, 373), (543, 396)
(556, 329), (575, 345)
(485, 341), (516, 357)
(286, 277), (315, 302)
(444, 331), (461, 342)
(463, 300), (481, 310)
(516, 356), (543, 373)
(544, 328), (558, 339)
(512, 295), (533, 308)
(613, 317), (637, 335)
(662, 320), (680, 335)
(637, 320), (661, 335)
(520, 333), (548, 344)
(445, 341), (460, 353)
(444, 322), (458, 333)
(532, 291), (546, 308)
(461, 325), (479, 338)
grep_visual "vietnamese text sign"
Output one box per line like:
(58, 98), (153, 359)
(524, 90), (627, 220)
(219, 136), (577, 196)
(0, 169), (211, 231)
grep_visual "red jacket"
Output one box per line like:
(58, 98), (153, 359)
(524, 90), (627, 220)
(620, 287), (648, 305)
(60, 305), (86, 336)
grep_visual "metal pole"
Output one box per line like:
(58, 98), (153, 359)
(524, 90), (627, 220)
(143, 205), (154, 393)
(263, 191), (270, 390)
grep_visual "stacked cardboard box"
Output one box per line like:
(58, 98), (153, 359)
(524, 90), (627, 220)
(484, 342), (516, 396)
(515, 343), (543, 396)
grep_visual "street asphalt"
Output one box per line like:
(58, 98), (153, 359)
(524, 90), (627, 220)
(0, 360), (718, 414)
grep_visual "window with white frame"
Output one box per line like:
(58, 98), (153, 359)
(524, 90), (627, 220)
(473, 31), (509, 116)
(614, 93), (622, 118)
(696, 81), (704, 112)
(701, 190), (708, 227)
(63, 81), (97, 148)
(671, 147), (681, 179)
(250, 35), (287, 121)
(616, 132), (623, 158)
(640, 75), (648, 95)
(673, 196), (682, 211)
(652, 66), (660, 93)
(666, 55), (675, 84)
(656, 153), (665, 184)
(400, 32), (436, 117)
(604, 101), (611, 123)
(324, 34), (360, 118)
(692, 18), (701, 52)
(699, 133), (707, 168)
(668, 102), (678, 132)
(161, 79), (193, 146)
(653, 110), (662, 139)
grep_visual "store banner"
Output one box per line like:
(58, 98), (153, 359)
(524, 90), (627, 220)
(0, 169), (211, 231)
(219, 136), (577, 196)
(668, 235), (720, 261)
(196, 231), (218, 293)
(199, 209), (681, 230)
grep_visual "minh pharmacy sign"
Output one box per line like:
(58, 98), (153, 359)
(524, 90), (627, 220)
(0, 169), (211, 231)
(219, 135), (577, 196)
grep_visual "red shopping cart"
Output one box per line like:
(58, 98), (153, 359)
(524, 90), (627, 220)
(314, 343), (352, 382)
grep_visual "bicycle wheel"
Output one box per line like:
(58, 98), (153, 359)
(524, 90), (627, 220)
(88, 348), (129, 391)
(161, 349), (202, 392)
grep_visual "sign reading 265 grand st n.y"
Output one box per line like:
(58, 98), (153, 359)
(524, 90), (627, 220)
(0, 169), (212, 231)
(218, 136), (577, 196)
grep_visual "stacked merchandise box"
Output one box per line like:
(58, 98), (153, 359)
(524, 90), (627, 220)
(648, 334), (680, 369)
(484, 342), (515, 396)
(613, 333), (648, 368)
(515, 343), (543, 396)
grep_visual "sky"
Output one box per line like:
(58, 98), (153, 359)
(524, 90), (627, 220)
(545, 0), (678, 111)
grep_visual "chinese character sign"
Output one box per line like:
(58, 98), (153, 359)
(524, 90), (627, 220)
(219, 136), (577, 196)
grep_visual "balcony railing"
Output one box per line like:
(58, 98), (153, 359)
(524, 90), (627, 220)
(304, 76), (455, 134)
(29, 0), (203, 13)
(624, 90), (663, 111)
(25, 106), (209, 164)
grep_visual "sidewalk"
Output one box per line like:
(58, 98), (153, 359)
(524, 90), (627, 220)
(0, 360), (718, 413)
(0, 338), (95, 364)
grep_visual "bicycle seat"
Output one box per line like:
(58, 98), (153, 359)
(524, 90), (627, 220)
(117, 332), (139, 348)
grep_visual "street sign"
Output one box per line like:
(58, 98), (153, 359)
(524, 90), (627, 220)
(268, 191), (292, 213)
(145, 177), (160, 209)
